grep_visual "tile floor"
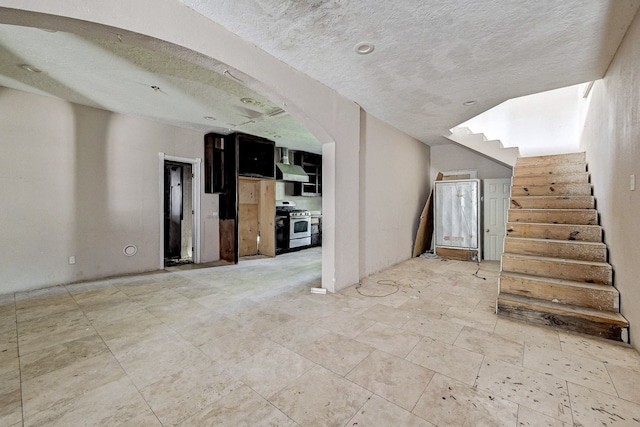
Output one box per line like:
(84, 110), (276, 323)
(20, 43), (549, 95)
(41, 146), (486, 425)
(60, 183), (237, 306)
(2, 247), (640, 426)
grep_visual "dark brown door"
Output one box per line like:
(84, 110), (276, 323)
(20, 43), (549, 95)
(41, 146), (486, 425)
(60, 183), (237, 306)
(164, 163), (183, 259)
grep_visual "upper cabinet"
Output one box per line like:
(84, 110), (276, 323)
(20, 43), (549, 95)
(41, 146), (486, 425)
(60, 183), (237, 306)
(293, 151), (322, 196)
(204, 132), (275, 195)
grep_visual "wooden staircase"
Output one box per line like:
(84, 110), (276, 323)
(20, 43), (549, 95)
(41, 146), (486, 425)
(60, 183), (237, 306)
(497, 152), (629, 342)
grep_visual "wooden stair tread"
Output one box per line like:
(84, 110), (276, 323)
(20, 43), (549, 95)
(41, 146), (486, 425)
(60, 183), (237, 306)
(512, 173), (590, 186)
(511, 183), (592, 196)
(500, 271), (617, 291)
(498, 293), (628, 326)
(510, 196), (595, 210)
(505, 236), (605, 248)
(516, 152), (586, 166)
(506, 222), (602, 242)
(502, 253), (610, 267)
(508, 209), (598, 225)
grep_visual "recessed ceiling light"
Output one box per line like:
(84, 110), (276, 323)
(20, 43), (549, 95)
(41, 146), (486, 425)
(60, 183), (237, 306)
(463, 100), (477, 106)
(19, 64), (42, 73)
(355, 42), (375, 55)
(203, 116), (216, 121)
(241, 97), (257, 105)
(151, 85), (161, 92)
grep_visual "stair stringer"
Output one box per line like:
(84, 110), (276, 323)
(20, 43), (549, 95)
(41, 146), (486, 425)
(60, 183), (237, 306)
(445, 126), (520, 167)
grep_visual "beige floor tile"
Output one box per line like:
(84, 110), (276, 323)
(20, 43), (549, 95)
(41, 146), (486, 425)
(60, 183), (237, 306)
(17, 308), (95, 355)
(348, 394), (435, 427)
(109, 329), (207, 388)
(141, 360), (242, 425)
(360, 303), (413, 328)
(523, 345), (616, 395)
(299, 332), (374, 376)
(559, 331), (640, 370)
(21, 352), (125, 418)
(569, 382), (640, 427)
(226, 307), (296, 334)
(413, 373), (518, 427)
(82, 298), (146, 324)
(23, 376), (157, 427)
(114, 279), (166, 297)
(0, 328), (18, 376)
(91, 309), (164, 342)
(319, 310), (376, 338)
(15, 293), (79, 322)
(455, 326), (524, 365)
(144, 298), (209, 326)
(271, 365), (372, 427)
(398, 297), (450, 317)
(401, 314), (465, 344)
(607, 363), (640, 405)
(228, 345), (315, 399)
(0, 370), (22, 427)
(171, 312), (245, 347)
(444, 305), (498, 332)
(406, 337), (484, 385)
(261, 318), (330, 352)
(199, 328), (280, 371)
(517, 405), (568, 427)
(355, 322), (422, 358)
(493, 317), (562, 351)
(193, 291), (245, 310)
(179, 385), (292, 426)
(19, 334), (109, 381)
(432, 292), (482, 309)
(347, 350), (434, 411)
(69, 285), (130, 311)
(475, 357), (572, 423)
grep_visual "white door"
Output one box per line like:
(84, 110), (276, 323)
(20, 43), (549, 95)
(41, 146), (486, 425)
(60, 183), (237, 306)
(483, 178), (511, 260)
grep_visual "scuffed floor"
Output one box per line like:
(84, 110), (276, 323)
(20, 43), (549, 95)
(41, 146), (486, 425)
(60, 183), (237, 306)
(1, 247), (640, 426)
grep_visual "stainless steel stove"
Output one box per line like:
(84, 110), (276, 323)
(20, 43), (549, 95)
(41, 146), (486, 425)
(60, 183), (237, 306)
(276, 201), (312, 252)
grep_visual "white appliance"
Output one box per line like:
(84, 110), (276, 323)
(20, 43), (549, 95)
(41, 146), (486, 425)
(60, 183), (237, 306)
(434, 179), (481, 259)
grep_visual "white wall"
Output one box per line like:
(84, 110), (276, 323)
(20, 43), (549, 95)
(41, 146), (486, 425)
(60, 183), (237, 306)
(430, 143), (513, 184)
(359, 112), (431, 276)
(579, 11), (640, 348)
(0, 88), (218, 293)
(461, 85), (583, 157)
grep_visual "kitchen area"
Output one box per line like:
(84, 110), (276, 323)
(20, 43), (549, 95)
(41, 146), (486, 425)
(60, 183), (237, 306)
(205, 132), (321, 264)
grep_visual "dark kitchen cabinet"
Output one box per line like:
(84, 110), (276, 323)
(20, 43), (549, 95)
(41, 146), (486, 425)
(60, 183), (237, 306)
(293, 152), (322, 196)
(204, 132), (276, 264)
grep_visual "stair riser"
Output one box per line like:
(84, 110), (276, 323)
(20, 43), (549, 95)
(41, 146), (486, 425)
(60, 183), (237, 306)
(511, 184), (592, 197)
(510, 196), (594, 210)
(506, 223), (602, 242)
(497, 299), (627, 342)
(516, 153), (586, 167)
(504, 238), (606, 262)
(514, 163), (586, 176)
(508, 210), (598, 225)
(512, 173), (590, 186)
(502, 255), (612, 285)
(499, 276), (618, 312)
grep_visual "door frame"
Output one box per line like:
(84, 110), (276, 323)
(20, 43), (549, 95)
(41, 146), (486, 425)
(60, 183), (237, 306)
(158, 153), (202, 268)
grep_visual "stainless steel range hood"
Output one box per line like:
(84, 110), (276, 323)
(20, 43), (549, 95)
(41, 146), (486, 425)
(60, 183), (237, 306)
(276, 163), (309, 182)
(276, 148), (309, 182)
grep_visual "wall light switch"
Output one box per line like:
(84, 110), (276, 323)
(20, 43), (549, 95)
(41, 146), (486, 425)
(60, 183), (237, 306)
(631, 174), (636, 191)
(69, 256), (76, 265)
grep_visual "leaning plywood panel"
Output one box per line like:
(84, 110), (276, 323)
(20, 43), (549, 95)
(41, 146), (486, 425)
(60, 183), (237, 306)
(435, 179), (481, 261)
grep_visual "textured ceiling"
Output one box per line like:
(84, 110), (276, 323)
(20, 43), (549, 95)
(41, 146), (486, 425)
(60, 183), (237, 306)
(0, 1), (639, 151)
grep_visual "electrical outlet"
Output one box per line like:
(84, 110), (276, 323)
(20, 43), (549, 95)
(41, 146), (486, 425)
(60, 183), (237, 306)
(631, 174), (636, 191)
(69, 256), (76, 265)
